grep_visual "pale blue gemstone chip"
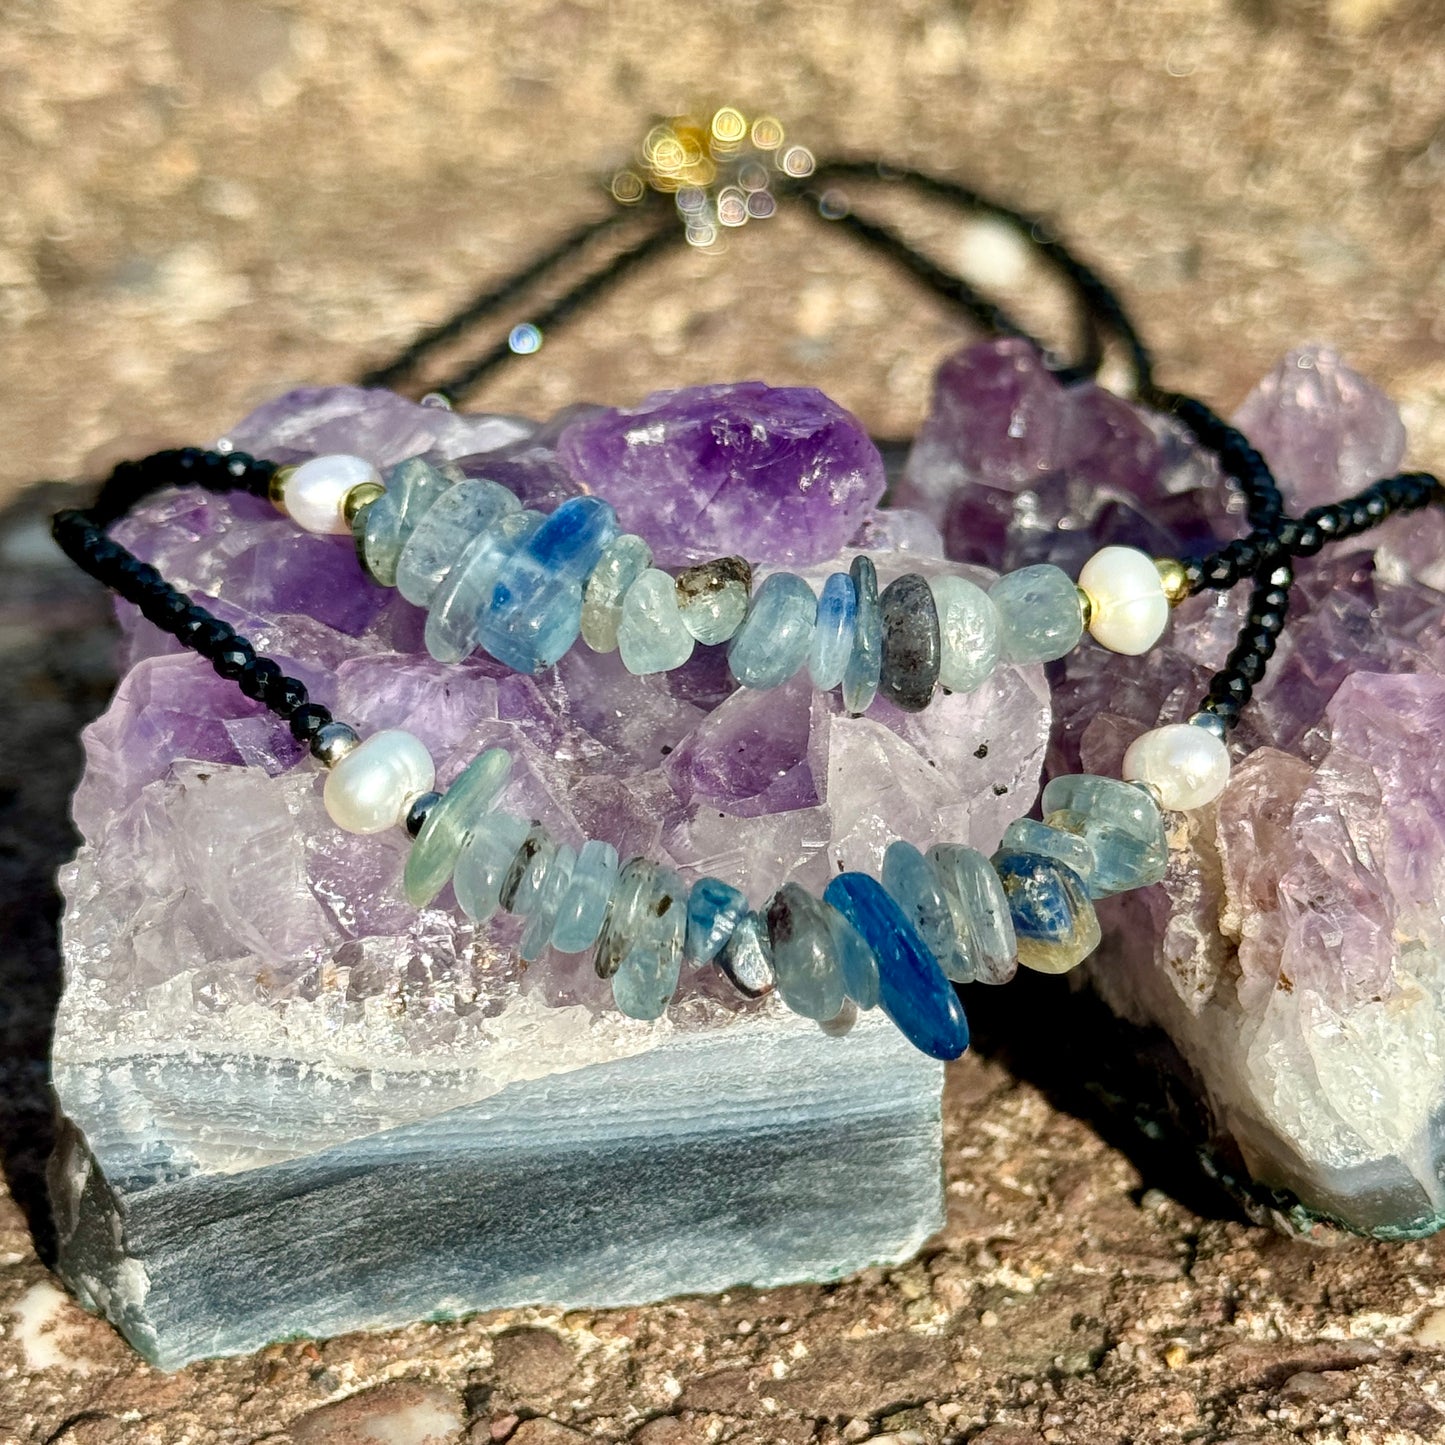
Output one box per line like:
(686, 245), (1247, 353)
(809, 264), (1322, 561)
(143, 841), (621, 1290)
(809, 571), (856, 691)
(520, 844), (576, 961)
(424, 510), (541, 663)
(1040, 773), (1168, 898)
(453, 811), (532, 923)
(927, 843), (1016, 985)
(550, 839), (620, 954)
(395, 478), (520, 606)
(823, 903), (880, 1010)
(685, 876), (748, 964)
(843, 554), (882, 713)
(362, 457), (455, 587)
(727, 572), (817, 689)
(1000, 818), (1097, 894)
(403, 747), (512, 907)
(988, 564), (1084, 665)
(765, 883), (846, 1022)
(603, 863), (688, 1021)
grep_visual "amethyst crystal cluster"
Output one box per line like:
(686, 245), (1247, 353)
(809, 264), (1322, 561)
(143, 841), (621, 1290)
(896, 339), (1445, 1239)
(53, 378), (1050, 1367)
(53, 338), (1443, 1368)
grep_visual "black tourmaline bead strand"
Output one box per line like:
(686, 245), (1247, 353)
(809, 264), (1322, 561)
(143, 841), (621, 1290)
(51, 451), (351, 760)
(1196, 560), (1294, 729)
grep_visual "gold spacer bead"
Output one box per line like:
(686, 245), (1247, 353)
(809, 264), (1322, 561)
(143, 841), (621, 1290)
(1155, 557), (1190, 607)
(342, 480), (385, 529)
(269, 464), (296, 516)
(1076, 585), (1095, 629)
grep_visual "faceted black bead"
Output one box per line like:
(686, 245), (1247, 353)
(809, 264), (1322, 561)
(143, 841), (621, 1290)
(1292, 523), (1324, 557)
(139, 590), (190, 628)
(288, 702), (333, 743)
(1204, 555), (1237, 589)
(212, 640), (257, 679)
(190, 617), (236, 657)
(1248, 607), (1288, 636)
(260, 671), (307, 714)
(237, 657), (283, 701)
(1182, 558), (1206, 594)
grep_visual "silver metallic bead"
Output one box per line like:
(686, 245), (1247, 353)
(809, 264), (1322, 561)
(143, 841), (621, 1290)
(404, 789), (443, 838)
(311, 721), (363, 768)
(1188, 709), (1229, 740)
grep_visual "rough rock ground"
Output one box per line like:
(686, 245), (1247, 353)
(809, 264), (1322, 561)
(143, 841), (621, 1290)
(4, 0), (1445, 1439)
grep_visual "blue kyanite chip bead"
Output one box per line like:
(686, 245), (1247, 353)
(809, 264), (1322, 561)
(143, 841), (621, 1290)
(822, 871), (969, 1060)
(990, 849), (1101, 974)
(1039, 772), (1168, 897)
(685, 876), (748, 964)
(477, 496), (620, 673)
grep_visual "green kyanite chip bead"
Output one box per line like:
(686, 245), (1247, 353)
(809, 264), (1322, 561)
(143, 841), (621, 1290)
(403, 747), (512, 907)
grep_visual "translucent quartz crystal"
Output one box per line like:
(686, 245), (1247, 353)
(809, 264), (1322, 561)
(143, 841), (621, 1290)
(928, 573), (1000, 693)
(992, 850), (1101, 975)
(395, 478), (520, 606)
(520, 844), (575, 961)
(823, 873), (970, 1060)
(617, 568), (695, 675)
(809, 571), (856, 690)
(363, 457), (455, 586)
(1000, 817), (1097, 894)
(878, 573), (941, 713)
(843, 554), (882, 713)
(424, 510), (542, 664)
(550, 839), (619, 953)
(452, 810), (531, 922)
(766, 883), (846, 1021)
(989, 564), (1085, 664)
(581, 534), (652, 652)
(1039, 773), (1167, 898)
(825, 905), (881, 1010)
(727, 572), (817, 689)
(719, 912), (777, 997)
(686, 876), (748, 964)
(477, 496), (620, 674)
(403, 747), (511, 907)
(676, 556), (752, 645)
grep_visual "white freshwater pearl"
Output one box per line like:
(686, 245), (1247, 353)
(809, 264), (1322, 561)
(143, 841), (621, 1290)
(284, 454), (382, 535)
(1078, 545), (1170, 656)
(323, 729), (435, 834)
(1122, 723), (1230, 811)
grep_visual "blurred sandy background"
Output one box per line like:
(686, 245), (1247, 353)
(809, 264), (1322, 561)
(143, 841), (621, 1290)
(4, 0), (1444, 499)
(7, 1), (1445, 1440)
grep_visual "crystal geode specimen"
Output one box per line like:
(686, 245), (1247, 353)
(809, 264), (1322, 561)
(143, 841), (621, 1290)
(52, 381), (1052, 1368)
(898, 339), (1445, 1239)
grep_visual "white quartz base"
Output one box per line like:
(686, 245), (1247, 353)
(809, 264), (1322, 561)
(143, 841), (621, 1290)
(51, 1012), (944, 1370)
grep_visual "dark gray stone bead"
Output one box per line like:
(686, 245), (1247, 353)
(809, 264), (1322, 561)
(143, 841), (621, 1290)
(878, 573), (941, 713)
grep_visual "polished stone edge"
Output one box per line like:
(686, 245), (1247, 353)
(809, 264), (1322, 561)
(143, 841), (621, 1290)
(51, 1013), (944, 1368)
